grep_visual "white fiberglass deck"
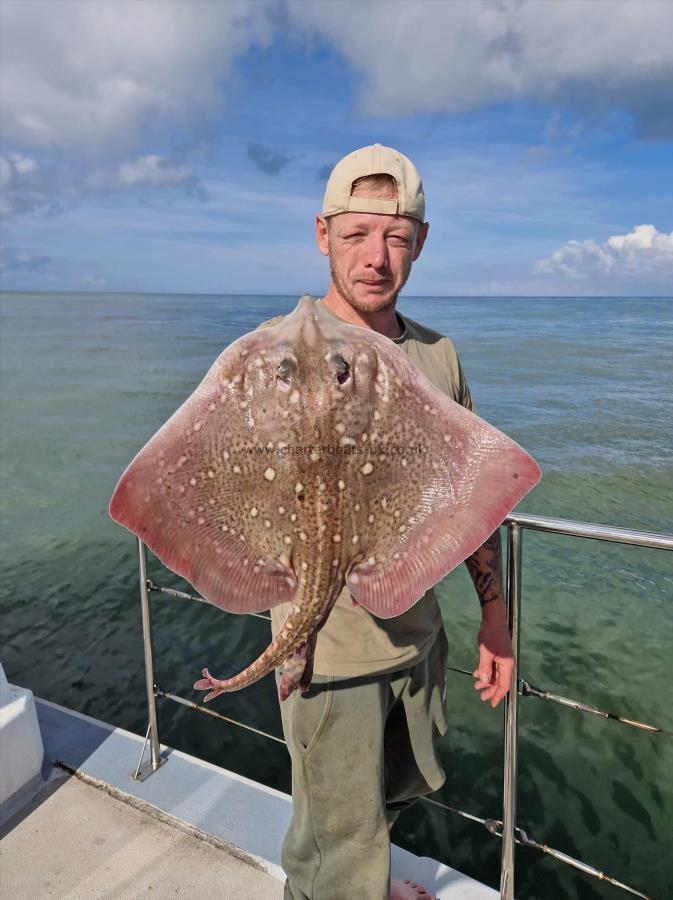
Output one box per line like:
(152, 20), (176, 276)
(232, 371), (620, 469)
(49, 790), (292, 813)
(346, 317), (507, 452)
(0, 698), (498, 899)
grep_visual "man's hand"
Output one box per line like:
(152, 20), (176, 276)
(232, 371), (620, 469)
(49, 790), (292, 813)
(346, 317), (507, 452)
(472, 614), (515, 708)
(464, 527), (515, 708)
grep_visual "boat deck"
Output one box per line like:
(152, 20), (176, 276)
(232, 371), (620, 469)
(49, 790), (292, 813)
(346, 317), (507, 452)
(1, 772), (284, 899)
(0, 698), (497, 899)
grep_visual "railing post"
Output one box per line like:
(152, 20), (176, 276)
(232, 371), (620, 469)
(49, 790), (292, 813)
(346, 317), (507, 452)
(132, 538), (162, 779)
(501, 522), (523, 899)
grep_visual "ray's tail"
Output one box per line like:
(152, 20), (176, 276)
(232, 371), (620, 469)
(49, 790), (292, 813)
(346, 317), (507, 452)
(193, 579), (334, 701)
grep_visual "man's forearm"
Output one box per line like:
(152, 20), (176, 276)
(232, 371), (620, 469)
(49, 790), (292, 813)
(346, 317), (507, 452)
(464, 528), (505, 614)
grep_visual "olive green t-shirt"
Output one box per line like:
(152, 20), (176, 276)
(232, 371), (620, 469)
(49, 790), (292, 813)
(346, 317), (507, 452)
(257, 298), (474, 676)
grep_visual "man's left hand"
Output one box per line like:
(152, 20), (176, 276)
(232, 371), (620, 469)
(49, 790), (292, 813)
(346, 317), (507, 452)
(472, 615), (515, 709)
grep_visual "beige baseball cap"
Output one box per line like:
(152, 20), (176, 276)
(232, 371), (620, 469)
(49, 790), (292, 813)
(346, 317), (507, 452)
(322, 143), (425, 223)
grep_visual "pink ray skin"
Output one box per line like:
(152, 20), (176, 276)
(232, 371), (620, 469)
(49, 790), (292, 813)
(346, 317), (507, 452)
(109, 295), (542, 701)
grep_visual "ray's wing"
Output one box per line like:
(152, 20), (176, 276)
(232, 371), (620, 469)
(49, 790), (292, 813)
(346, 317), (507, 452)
(109, 330), (298, 613)
(344, 337), (541, 618)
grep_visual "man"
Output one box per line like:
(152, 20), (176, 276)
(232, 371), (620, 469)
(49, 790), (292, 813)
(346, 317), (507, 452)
(260, 144), (514, 900)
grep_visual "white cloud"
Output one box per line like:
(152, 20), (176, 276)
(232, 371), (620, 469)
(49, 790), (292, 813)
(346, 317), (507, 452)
(0, 152), (206, 216)
(0, 246), (52, 274)
(118, 155), (190, 188)
(0, 0), (272, 153)
(4, 0), (672, 157)
(0, 153), (64, 216)
(288, 0), (673, 136)
(534, 225), (673, 283)
(88, 155), (206, 198)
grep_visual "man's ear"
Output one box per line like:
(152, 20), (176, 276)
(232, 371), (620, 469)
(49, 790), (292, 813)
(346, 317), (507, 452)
(315, 215), (330, 257)
(412, 221), (429, 262)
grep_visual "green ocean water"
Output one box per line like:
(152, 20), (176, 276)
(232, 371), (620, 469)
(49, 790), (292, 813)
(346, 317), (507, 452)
(1, 292), (671, 899)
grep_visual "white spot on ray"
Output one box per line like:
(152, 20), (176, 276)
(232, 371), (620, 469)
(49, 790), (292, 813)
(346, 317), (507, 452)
(278, 505), (285, 514)
(368, 556), (376, 565)
(289, 389), (300, 404)
(284, 535), (292, 545)
(373, 410), (381, 420)
(295, 482), (304, 494)
(301, 561), (308, 571)
(332, 534), (341, 543)
(250, 507), (258, 517)
(189, 477), (197, 486)
(340, 436), (356, 446)
(368, 514), (375, 523)
(338, 479), (345, 490)
(233, 465), (241, 474)
(264, 519), (272, 528)
(362, 462), (374, 475)
(335, 422), (346, 433)
(352, 535), (359, 544)
(193, 421), (203, 432)
(264, 467), (276, 481)
(207, 469), (215, 478)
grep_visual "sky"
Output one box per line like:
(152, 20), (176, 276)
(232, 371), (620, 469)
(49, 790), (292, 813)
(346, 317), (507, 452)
(1, 0), (672, 297)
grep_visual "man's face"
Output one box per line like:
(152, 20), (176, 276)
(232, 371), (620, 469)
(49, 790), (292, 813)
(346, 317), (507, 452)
(316, 211), (428, 314)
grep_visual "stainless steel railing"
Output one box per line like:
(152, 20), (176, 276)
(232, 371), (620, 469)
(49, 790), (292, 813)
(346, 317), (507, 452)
(131, 514), (673, 899)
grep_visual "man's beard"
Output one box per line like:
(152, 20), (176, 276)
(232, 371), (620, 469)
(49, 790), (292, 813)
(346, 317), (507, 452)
(329, 256), (411, 314)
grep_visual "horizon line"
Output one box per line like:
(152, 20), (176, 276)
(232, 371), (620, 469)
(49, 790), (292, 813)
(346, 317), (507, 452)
(1, 290), (672, 300)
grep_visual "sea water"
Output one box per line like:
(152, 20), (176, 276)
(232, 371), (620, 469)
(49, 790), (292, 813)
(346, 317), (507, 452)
(1, 293), (671, 899)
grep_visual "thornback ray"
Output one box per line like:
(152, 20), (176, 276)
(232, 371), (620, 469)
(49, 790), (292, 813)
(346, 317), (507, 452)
(109, 294), (541, 701)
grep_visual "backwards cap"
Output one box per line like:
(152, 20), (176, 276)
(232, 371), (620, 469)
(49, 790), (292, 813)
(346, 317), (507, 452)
(322, 143), (425, 223)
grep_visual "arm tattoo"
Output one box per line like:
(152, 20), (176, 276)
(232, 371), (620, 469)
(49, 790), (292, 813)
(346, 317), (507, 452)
(464, 528), (504, 609)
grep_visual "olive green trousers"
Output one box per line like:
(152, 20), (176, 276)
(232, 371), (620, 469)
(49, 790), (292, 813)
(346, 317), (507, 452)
(276, 629), (449, 900)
